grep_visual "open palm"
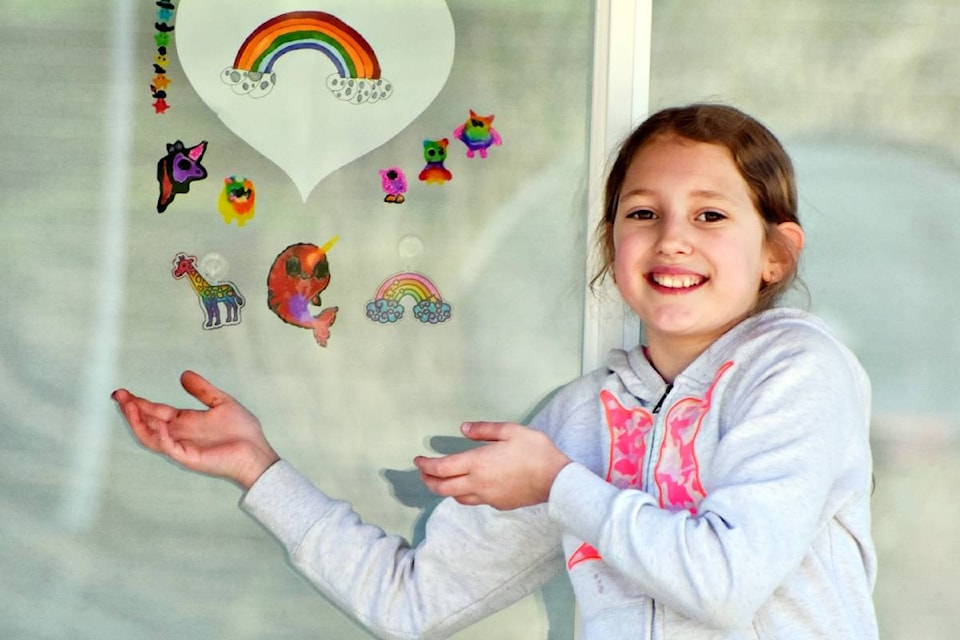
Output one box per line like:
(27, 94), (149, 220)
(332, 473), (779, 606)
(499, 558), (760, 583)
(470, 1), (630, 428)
(113, 370), (279, 489)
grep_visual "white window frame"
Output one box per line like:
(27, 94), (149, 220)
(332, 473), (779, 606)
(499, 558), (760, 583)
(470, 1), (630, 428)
(582, 0), (652, 374)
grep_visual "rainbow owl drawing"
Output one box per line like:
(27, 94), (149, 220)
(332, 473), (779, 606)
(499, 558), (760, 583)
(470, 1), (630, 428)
(453, 110), (502, 159)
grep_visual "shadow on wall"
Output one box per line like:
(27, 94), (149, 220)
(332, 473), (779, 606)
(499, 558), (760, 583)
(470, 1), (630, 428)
(381, 388), (575, 639)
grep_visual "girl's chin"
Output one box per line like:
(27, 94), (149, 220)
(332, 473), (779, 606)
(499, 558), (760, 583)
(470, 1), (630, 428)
(644, 315), (745, 344)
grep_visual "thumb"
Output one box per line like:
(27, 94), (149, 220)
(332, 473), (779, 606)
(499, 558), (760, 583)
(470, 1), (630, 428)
(180, 370), (233, 408)
(461, 421), (512, 443)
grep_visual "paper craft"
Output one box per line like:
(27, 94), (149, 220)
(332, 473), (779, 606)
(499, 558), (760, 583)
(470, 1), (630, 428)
(365, 272), (452, 325)
(418, 139), (452, 185)
(151, 1), (177, 113)
(453, 110), (502, 158)
(176, 0), (455, 201)
(379, 167), (407, 203)
(171, 253), (245, 329)
(221, 11), (393, 104)
(267, 238), (340, 347)
(218, 176), (256, 225)
(156, 140), (208, 213)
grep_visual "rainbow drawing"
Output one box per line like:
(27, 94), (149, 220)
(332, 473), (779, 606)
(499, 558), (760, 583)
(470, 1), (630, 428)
(366, 272), (452, 325)
(221, 11), (393, 103)
(235, 11), (380, 79)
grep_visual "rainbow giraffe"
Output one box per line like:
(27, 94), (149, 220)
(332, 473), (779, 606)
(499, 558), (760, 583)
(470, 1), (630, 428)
(172, 254), (244, 329)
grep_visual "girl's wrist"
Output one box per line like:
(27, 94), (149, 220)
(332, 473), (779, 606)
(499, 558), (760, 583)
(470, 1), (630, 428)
(543, 454), (572, 501)
(236, 449), (281, 491)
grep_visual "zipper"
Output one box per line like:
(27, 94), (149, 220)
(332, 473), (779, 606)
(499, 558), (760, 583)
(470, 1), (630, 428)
(643, 383), (673, 492)
(651, 383), (673, 414)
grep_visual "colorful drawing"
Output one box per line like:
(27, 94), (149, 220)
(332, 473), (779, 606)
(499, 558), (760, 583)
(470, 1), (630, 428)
(156, 140), (208, 213)
(453, 110), (502, 159)
(172, 253), (244, 329)
(151, 1), (176, 113)
(366, 272), (452, 325)
(379, 167), (407, 203)
(179, 2), (453, 201)
(218, 176), (256, 226)
(267, 238), (339, 347)
(418, 139), (452, 185)
(220, 11), (393, 103)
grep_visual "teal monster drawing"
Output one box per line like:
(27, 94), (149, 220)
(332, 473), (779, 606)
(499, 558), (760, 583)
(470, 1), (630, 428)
(418, 138), (452, 185)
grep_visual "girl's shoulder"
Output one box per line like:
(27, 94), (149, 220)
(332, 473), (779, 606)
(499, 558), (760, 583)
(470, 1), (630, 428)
(737, 308), (860, 362)
(706, 307), (870, 401)
(528, 357), (640, 437)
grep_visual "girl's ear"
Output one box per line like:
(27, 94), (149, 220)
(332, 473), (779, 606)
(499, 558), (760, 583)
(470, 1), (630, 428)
(763, 222), (804, 283)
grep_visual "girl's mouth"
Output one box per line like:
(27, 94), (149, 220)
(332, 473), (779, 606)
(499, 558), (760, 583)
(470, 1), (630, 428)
(647, 272), (706, 290)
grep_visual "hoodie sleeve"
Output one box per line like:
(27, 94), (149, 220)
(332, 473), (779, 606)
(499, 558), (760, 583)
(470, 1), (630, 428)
(547, 325), (873, 629)
(241, 460), (564, 640)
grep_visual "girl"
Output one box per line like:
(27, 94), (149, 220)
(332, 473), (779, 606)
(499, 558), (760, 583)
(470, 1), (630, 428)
(113, 104), (878, 639)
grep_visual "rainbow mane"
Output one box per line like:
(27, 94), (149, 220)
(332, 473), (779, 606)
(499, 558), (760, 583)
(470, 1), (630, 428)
(366, 273), (452, 325)
(222, 11), (393, 103)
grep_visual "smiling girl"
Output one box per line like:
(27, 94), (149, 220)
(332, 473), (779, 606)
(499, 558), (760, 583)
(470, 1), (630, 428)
(114, 104), (877, 639)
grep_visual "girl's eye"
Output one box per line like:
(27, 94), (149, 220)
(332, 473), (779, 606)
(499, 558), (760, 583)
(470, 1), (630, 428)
(625, 208), (656, 220)
(696, 210), (726, 222)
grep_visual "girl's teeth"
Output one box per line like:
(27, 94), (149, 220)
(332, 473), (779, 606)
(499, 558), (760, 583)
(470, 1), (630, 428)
(653, 274), (702, 288)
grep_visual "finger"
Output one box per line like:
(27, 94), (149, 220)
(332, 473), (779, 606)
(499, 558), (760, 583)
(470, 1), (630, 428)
(113, 391), (145, 431)
(121, 402), (165, 453)
(112, 390), (136, 425)
(180, 370), (233, 409)
(147, 416), (190, 464)
(123, 394), (179, 424)
(413, 454), (472, 480)
(460, 421), (515, 443)
(418, 469), (477, 500)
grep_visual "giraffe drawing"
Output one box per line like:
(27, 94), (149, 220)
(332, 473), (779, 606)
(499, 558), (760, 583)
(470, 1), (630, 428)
(172, 253), (244, 329)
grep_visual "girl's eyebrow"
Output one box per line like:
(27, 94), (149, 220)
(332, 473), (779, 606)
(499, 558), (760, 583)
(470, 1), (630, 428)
(619, 187), (733, 202)
(618, 187), (654, 201)
(691, 189), (732, 200)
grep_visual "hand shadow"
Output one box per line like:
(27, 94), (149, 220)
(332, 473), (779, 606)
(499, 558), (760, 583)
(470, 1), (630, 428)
(381, 435), (480, 546)
(380, 387), (574, 639)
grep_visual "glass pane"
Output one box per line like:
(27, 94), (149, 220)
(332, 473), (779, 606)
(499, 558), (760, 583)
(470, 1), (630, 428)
(649, 3), (960, 638)
(0, 1), (593, 637)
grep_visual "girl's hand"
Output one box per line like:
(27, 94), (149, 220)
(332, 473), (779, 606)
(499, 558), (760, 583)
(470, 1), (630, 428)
(112, 371), (279, 490)
(414, 422), (571, 511)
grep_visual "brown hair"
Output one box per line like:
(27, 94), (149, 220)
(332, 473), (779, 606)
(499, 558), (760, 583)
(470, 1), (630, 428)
(592, 103), (801, 312)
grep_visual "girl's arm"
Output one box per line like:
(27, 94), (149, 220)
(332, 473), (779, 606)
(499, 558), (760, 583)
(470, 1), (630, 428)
(243, 461), (563, 640)
(113, 372), (565, 639)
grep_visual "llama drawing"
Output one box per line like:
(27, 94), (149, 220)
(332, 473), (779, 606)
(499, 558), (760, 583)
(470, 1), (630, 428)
(172, 253), (244, 329)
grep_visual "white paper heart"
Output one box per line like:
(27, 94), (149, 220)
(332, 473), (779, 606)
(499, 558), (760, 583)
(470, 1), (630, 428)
(176, 0), (455, 201)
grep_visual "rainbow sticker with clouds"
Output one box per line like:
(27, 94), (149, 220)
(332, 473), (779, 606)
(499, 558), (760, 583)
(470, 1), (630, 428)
(220, 10), (393, 103)
(366, 272), (452, 325)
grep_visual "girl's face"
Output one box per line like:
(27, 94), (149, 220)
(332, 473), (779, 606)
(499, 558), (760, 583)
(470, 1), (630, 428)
(613, 136), (777, 363)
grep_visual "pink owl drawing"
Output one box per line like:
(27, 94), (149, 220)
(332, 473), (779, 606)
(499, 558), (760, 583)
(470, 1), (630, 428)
(379, 166), (407, 203)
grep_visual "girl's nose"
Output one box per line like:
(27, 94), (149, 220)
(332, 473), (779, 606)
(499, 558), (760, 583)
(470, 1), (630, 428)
(656, 216), (693, 255)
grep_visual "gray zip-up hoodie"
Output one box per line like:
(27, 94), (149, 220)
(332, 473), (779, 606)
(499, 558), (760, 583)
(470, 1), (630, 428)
(242, 308), (878, 639)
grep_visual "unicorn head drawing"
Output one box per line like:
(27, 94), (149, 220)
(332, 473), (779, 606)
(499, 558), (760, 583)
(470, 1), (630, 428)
(156, 140), (208, 213)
